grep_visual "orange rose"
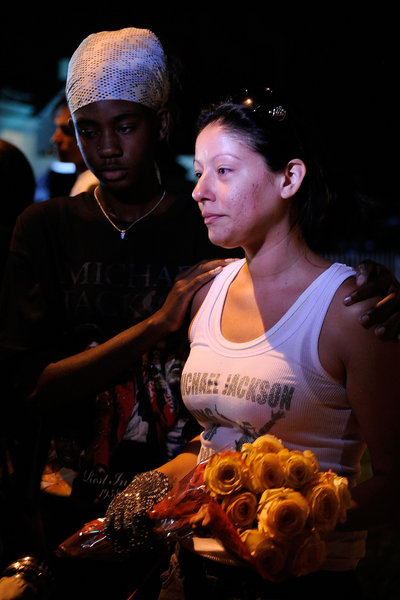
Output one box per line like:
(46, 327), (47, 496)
(246, 452), (285, 494)
(240, 529), (288, 580)
(257, 487), (309, 541)
(221, 491), (258, 529)
(303, 472), (340, 533)
(204, 451), (248, 496)
(286, 530), (326, 577)
(278, 448), (319, 490)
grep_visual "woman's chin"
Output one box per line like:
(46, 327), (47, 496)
(208, 234), (237, 250)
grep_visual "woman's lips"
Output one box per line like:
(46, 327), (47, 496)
(203, 213), (222, 225)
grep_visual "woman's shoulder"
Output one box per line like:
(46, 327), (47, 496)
(322, 270), (380, 339)
(319, 271), (382, 381)
(190, 258), (244, 320)
(330, 272), (378, 323)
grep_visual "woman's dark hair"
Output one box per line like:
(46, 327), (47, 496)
(196, 87), (331, 245)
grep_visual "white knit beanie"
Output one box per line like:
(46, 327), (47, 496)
(66, 27), (170, 114)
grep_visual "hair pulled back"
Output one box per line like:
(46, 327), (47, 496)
(196, 88), (331, 245)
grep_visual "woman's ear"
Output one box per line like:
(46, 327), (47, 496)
(157, 108), (170, 141)
(280, 159), (306, 199)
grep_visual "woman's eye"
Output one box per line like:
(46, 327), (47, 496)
(218, 167), (230, 175)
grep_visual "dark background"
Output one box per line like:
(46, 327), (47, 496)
(1, 6), (397, 252)
(1, 8), (396, 174)
(1, 7), (400, 598)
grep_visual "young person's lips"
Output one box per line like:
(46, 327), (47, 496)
(100, 167), (127, 181)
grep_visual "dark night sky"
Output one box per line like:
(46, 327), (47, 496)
(0, 7), (397, 212)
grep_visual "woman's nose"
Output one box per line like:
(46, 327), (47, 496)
(192, 174), (213, 203)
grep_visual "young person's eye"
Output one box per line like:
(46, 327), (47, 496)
(117, 122), (137, 134)
(77, 127), (96, 138)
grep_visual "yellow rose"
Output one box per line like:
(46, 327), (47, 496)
(246, 452), (286, 494)
(257, 487), (309, 541)
(303, 472), (340, 533)
(278, 448), (319, 490)
(221, 491), (258, 529)
(330, 472), (352, 524)
(204, 451), (248, 496)
(251, 434), (284, 454)
(240, 443), (259, 464)
(240, 529), (288, 580)
(286, 530), (326, 577)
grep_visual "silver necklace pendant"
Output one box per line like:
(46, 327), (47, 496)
(94, 187), (166, 240)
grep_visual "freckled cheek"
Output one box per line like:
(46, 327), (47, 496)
(232, 188), (256, 217)
(251, 179), (266, 201)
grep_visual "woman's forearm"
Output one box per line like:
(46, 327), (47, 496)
(156, 437), (201, 488)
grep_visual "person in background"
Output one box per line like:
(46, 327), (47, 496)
(103, 88), (400, 600)
(0, 140), (37, 587)
(34, 96), (98, 201)
(0, 139), (35, 274)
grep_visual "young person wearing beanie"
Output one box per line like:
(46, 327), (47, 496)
(0, 27), (233, 596)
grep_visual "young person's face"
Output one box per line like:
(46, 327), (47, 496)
(71, 99), (167, 192)
(192, 122), (287, 251)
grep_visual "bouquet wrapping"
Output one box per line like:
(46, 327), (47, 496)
(57, 435), (352, 581)
(57, 518), (118, 560)
(149, 435), (352, 581)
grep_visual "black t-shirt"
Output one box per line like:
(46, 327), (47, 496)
(0, 190), (241, 511)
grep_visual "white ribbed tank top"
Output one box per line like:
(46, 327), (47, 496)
(182, 259), (365, 475)
(182, 259), (367, 569)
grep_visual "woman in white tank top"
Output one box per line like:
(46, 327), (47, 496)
(104, 88), (400, 599)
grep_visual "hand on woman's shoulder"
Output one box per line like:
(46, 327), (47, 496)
(319, 275), (384, 383)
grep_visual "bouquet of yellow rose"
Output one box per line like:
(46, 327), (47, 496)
(149, 435), (352, 581)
